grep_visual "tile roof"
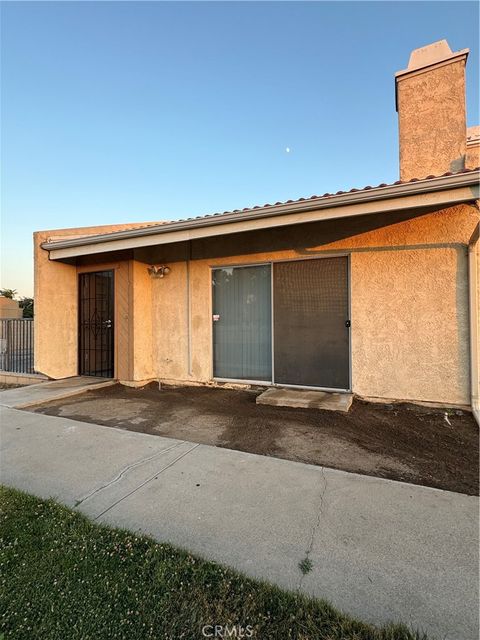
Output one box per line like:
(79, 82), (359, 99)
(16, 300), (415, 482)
(171, 166), (480, 224)
(42, 166), (479, 251)
(111, 221), (170, 233)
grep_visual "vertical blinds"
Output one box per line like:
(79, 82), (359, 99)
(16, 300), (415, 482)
(212, 265), (272, 381)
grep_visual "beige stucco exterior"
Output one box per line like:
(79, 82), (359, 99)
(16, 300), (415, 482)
(470, 218), (480, 420)
(33, 222), (161, 380)
(34, 203), (479, 407)
(396, 41), (468, 181)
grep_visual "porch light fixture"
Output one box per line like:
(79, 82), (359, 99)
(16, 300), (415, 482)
(147, 265), (171, 278)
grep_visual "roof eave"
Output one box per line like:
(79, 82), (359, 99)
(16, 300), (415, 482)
(42, 170), (480, 259)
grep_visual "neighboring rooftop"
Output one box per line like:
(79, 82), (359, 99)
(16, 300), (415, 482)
(467, 126), (480, 144)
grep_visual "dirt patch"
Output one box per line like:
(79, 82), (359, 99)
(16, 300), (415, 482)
(29, 383), (479, 495)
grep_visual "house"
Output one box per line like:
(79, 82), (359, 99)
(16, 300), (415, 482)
(34, 40), (480, 420)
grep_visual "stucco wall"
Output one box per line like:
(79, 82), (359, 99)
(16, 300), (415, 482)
(34, 231), (78, 379)
(396, 59), (467, 180)
(472, 221), (480, 419)
(477, 228), (480, 414)
(130, 260), (154, 382)
(351, 248), (468, 402)
(34, 222), (156, 379)
(149, 204), (478, 405)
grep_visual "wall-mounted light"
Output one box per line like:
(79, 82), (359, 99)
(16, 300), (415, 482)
(147, 265), (171, 278)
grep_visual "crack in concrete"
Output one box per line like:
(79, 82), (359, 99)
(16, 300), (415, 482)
(298, 466), (328, 589)
(93, 443), (201, 520)
(74, 441), (185, 507)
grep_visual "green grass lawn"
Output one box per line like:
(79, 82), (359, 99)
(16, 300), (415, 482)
(0, 486), (427, 640)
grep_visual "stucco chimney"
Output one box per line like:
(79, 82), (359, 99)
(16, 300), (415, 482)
(395, 40), (469, 181)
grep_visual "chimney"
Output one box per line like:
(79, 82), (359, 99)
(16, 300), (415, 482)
(395, 40), (469, 181)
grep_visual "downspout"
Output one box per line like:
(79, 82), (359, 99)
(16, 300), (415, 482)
(468, 213), (480, 426)
(186, 241), (193, 377)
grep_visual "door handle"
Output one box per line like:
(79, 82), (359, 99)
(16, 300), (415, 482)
(103, 320), (112, 328)
(345, 320), (351, 328)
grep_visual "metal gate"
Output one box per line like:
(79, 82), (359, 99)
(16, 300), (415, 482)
(78, 271), (114, 378)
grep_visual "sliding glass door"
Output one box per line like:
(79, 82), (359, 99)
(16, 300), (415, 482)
(212, 257), (350, 389)
(212, 265), (272, 381)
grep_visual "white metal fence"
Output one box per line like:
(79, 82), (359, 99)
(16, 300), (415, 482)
(0, 319), (34, 374)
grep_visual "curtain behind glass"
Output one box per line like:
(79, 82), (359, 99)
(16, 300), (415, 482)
(213, 265), (272, 381)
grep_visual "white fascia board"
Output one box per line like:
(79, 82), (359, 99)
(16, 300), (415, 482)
(46, 183), (479, 261)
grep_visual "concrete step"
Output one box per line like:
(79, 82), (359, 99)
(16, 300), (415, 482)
(256, 388), (353, 412)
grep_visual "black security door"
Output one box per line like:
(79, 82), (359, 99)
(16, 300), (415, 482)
(79, 271), (114, 377)
(273, 257), (350, 389)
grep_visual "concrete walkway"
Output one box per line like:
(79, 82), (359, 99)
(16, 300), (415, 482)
(0, 404), (478, 640)
(0, 376), (115, 408)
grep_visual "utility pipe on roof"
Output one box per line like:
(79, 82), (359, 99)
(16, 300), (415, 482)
(468, 214), (480, 426)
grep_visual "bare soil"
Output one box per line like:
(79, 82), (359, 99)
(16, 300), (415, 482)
(29, 383), (479, 495)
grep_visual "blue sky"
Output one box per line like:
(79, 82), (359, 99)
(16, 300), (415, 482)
(1, 1), (478, 297)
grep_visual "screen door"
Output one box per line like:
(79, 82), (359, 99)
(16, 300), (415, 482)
(79, 270), (114, 378)
(213, 265), (272, 381)
(273, 257), (350, 389)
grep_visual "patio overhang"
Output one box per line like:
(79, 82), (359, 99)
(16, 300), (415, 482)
(42, 170), (480, 262)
